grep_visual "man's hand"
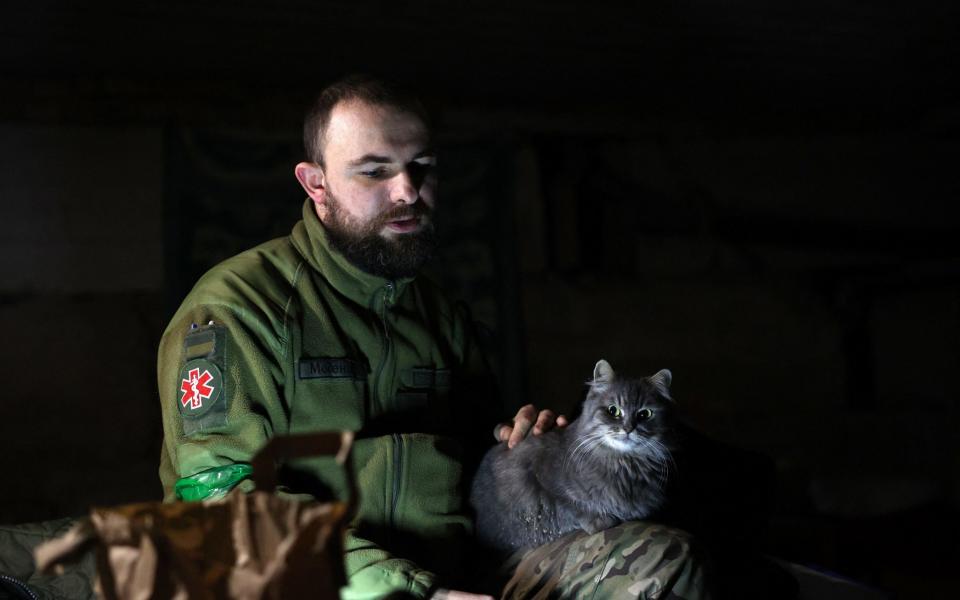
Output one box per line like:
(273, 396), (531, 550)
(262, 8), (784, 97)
(494, 404), (569, 449)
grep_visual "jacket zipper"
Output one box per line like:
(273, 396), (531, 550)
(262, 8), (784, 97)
(372, 282), (395, 415)
(391, 432), (402, 529)
(0, 575), (39, 600)
(375, 282), (401, 528)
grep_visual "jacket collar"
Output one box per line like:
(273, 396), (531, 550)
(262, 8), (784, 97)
(290, 199), (414, 305)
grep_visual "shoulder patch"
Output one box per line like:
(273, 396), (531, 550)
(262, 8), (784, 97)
(184, 324), (221, 361)
(179, 323), (229, 434)
(178, 358), (223, 419)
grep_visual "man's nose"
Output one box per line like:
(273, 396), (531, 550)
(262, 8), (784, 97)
(388, 169), (419, 204)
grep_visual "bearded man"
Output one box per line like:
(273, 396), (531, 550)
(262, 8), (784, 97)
(158, 75), (711, 599)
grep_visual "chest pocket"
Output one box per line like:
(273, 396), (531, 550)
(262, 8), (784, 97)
(289, 357), (368, 433)
(393, 367), (453, 431)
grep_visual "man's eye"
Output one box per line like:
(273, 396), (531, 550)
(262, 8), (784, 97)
(361, 168), (387, 178)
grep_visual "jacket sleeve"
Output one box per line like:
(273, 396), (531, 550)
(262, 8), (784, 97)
(340, 531), (437, 599)
(158, 301), (288, 499)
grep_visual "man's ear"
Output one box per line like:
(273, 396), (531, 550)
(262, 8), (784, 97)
(294, 162), (328, 217)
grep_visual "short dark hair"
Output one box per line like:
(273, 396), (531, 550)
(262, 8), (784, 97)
(303, 74), (430, 166)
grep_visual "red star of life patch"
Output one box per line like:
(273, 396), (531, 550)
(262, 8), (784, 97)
(180, 367), (215, 410)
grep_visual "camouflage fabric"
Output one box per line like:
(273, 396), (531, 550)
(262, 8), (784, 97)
(502, 521), (712, 600)
(0, 518), (95, 600)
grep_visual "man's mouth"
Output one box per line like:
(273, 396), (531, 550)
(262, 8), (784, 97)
(385, 216), (422, 233)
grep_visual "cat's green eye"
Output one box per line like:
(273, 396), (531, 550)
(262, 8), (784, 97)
(638, 408), (653, 420)
(607, 405), (623, 419)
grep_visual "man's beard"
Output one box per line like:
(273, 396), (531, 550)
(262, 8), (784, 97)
(323, 193), (438, 280)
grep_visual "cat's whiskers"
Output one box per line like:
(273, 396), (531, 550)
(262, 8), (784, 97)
(648, 439), (671, 485)
(629, 436), (674, 488)
(651, 438), (676, 488)
(571, 432), (605, 466)
(566, 431), (606, 470)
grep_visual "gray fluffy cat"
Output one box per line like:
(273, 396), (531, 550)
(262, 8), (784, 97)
(469, 360), (678, 553)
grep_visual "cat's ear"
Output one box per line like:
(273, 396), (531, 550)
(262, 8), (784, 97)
(649, 369), (673, 400)
(591, 359), (616, 387)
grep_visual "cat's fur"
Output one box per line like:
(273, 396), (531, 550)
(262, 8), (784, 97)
(469, 360), (678, 553)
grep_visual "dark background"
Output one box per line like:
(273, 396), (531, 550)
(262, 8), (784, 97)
(1, 1), (958, 598)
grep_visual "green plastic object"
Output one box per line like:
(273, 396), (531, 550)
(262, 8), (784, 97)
(174, 463), (253, 501)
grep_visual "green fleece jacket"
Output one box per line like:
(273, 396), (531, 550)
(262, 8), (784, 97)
(158, 200), (496, 599)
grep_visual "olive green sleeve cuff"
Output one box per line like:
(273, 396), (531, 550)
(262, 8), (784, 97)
(340, 530), (437, 599)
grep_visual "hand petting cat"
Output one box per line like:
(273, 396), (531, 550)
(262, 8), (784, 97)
(495, 404), (569, 449)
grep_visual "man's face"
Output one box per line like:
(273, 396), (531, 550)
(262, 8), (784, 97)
(305, 100), (438, 279)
